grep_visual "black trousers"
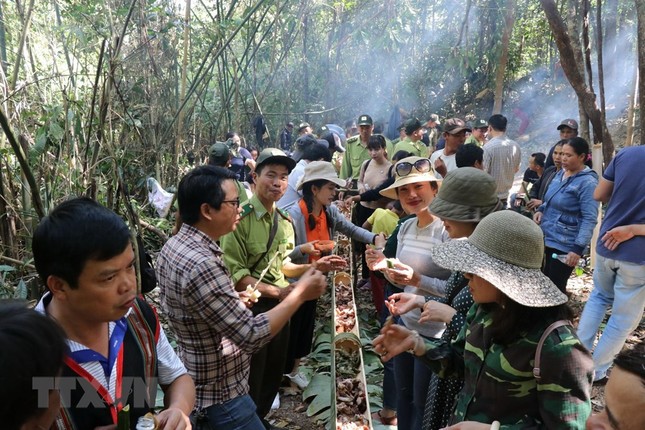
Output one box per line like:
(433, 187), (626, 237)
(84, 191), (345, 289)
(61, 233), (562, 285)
(284, 298), (317, 374)
(542, 247), (575, 293)
(247, 297), (290, 418)
(352, 203), (375, 279)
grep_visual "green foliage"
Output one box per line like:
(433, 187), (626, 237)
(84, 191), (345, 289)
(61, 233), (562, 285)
(0, 265), (18, 299)
(0, 0), (638, 271)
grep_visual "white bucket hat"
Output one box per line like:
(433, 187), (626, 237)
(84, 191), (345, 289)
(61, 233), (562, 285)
(379, 156), (439, 199)
(297, 161), (346, 190)
(433, 211), (567, 307)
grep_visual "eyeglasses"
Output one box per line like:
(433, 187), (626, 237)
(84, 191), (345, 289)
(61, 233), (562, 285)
(395, 158), (431, 177)
(222, 198), (241, 208)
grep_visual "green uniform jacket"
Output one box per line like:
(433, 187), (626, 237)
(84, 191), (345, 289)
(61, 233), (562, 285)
(465, 136), (483, 147)
(220, 194), (294, 288)
(393, 137), (429, 158)
(420, 304), (593, 429)
(340, 134), (394, 180)
(235, 180), (249, 203)
(427, 127), (440, 151)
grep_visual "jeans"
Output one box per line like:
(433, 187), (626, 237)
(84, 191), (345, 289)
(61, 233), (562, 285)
(196, 394), (264, 430)
(393, 324), (433, 430)
(577, 254), (645, 380)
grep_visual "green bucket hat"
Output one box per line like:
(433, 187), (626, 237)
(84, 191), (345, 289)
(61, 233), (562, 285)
(428, 167), (501, 222)
(433, 211), (567, 307)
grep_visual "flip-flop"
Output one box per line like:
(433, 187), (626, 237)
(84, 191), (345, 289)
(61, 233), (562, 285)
(371, 410), (398, 426)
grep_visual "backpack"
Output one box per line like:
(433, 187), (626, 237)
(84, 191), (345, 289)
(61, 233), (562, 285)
(136, 235), (157, 294)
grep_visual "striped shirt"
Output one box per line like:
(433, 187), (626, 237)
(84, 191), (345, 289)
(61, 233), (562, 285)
(483, 134), (522, 200)
(392, 216), (451, 338)
(157, 224), (271, 408)
(35, 293), (186, 402)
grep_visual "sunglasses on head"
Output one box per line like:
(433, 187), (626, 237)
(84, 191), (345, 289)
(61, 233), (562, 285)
(395, 158), (431, 177)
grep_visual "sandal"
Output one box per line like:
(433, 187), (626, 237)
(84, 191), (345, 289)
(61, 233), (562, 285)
(371, 410), (398, 426)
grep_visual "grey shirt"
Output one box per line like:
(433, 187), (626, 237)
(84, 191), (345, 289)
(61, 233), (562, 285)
(483, 134), (522, 200)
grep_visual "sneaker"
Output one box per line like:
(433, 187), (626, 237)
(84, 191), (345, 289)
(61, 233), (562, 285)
(286, 371), (309, 389)
(270, 392), (280, 410)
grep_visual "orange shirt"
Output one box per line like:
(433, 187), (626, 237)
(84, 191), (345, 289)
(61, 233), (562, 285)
(298, 199), (330, 262)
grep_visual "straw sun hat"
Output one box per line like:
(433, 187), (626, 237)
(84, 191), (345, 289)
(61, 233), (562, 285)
(379, 156), (439, 199)
(432, 210), (567, 307)
(297, 161), (346, 190)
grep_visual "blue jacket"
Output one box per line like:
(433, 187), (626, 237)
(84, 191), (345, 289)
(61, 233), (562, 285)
(286, 201), (375, 264)
(537, 167), (599, 255)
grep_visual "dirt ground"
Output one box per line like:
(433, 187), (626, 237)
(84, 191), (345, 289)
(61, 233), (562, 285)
(265, 387), (326, 430)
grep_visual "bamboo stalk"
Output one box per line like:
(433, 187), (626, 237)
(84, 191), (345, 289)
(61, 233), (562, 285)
(0, 255), (35, 270)
(9, 0), (35, 91)
(0, 107), (44, 219)
(175, 0), (192, 182)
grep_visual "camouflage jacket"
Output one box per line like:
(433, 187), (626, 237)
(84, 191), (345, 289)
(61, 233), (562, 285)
(419, 304), (593, 429)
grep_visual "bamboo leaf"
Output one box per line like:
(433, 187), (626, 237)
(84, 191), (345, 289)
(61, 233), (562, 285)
(302, 373), (331, 401)
(306, 387), (332, 417)
(13, 279), (28, 299)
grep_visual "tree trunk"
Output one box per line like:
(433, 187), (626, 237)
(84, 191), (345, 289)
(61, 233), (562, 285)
(625, 67), (638, 147)
(492, 0), (515, 114)
(456, 0), (472, 48)
(596, 0), (612, 164)
(540, 0), (615, 166)
(566, 0), (590, 141)
(636, 0), (645, 142)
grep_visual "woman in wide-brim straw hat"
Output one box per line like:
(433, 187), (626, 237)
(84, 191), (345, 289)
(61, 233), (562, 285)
(283, 160), (383, 388)
(365, 156), (451, 428)
(373, 210), (593, 429)
(384, 167), (503, 430)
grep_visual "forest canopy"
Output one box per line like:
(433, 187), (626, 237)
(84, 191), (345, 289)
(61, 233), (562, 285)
(0, 0), (641, 292)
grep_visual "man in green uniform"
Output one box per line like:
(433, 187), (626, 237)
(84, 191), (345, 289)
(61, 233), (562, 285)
(220, 148), (324, 429)
(426, 113), (441, 153)
(390, 122), (406, 147)
(340, 114), (394, 185)
(394, 118), (430, 158)
(465, 119), (488, 147)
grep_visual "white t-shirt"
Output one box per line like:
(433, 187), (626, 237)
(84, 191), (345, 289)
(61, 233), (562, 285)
(430, 149), (457, 179)
(390, 217), (451, 338)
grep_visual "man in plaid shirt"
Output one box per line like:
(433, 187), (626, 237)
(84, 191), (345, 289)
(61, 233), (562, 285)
(157, 165), (326, 429)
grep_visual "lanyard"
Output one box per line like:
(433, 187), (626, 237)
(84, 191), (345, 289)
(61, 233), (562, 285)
(70, 318), (127, 378)
(65, 319), (128, 423)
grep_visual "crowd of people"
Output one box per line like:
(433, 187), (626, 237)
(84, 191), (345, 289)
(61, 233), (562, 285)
(1, 112), (643, 430)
